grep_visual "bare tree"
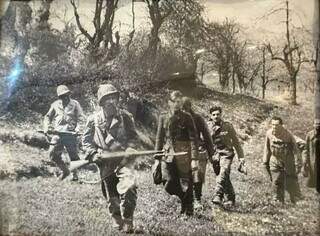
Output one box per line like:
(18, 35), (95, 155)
(266, 0), (309, 105)
(145, 0), (173, 56)
(202, 19), (242, 91)
(70, 0), (119, 61)
(35, 0), (54, 30)
(163, 0), (205, 77)
(258, 46), (276, 99)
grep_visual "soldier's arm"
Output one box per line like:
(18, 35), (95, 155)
(155, 115), (165, 151)
(186, 113), (199, 159)
(82, 115), (97, 157)
(304, 134), (310, 163)
(262, 133), (273, 181)
(302, 134), (311, 175)
(229, 123), (244, 160)
(43, 104), (55, 132)
(291, 133), (302, 173)
(200, 116), (216, 157)
(75, 100), (86, 132)
(263, 134), (271, 166)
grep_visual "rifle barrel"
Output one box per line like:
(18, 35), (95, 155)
(68, 150), (189, 171)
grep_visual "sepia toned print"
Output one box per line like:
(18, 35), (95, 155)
(0, 0), (319, 235)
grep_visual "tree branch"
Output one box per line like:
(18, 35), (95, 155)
(266, 43), (286, 63)
(70, 0), (93, 43)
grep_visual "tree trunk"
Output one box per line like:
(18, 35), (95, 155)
(148, 25), (160, 56)
(289, 75), (297, 105)
(261, 47), (266, 99)
(262, 84), (266, 99)
(36, 0), (53, 30)
(232, 68), (236, 94)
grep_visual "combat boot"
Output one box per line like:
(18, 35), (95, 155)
(185, 204), (194, 216)
(194, 199), (203, 210)
(71, 170), (79, 181)
(224, 195), (235, 207)
(122, 219), (134, 234)
(224, 200), (235, 207)
(111, 216), (123, 231)
(212, 195), (222, 206)
(180, 202), (186, 214)
(58, 169), (70, 180)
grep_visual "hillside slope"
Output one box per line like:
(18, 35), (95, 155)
(0, 87), (319, 235)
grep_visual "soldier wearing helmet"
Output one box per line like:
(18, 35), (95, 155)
(154, 90), (199, 216)
(181, 97), (216, 210)
(43, 85), (85, 181)
(82, 84), (140, 233)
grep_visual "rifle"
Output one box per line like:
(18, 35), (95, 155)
(238, 161), (247, 175)
(69, 150), (188, 172)
(37, 130), (82, 145)
(38, 130), (82, 136)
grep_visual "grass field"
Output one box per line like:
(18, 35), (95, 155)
(0, 89), (319, 235)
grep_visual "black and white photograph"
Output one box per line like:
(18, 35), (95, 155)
(0, 0), (319, 235)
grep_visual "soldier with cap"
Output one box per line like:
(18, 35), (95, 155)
(43, 85), (85, 181)
(303, 119), (320, 192)
(155, 91), (199, 216)
(82, 84), (140, 233)
(181, 97), (215, 209)
(263, 116), (302, 204)
(208, 106), (245, 207)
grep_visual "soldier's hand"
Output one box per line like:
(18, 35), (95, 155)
(43, 127), (49, 135)
(85, 150), (98, 162)
(263, 163), (272, 182)
(295, 166), (302, 175)
(210, 153), (220, 164)
(92, 153), (102, 163)
(238, 159), (247, 175)
(302, 167), (308, 177)
(109, 141), (123, 152)
(301, 162), (308, 177)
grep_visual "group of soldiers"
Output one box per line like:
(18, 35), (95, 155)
(43, 83), (319, 234)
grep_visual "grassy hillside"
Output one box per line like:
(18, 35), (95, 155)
(0, 87), (319, 235)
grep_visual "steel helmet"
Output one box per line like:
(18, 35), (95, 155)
(57, 85), (70, 97)
(169, 90), (182, 102)
(97, 84), (119, 106)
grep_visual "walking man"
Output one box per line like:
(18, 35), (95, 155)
(303, 119), (320, 192)
(208, 106), (245, 207)
(263, 116), (302, 204)
(182, 97), (216, 209)
(82, 84), (140, 233)
(155, 91), (199, 216)
(43, 85), (85, 181)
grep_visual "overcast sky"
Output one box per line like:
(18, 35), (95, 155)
(0, 0), (316, 40)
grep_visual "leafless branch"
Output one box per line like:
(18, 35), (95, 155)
(70, 0), (93, 43)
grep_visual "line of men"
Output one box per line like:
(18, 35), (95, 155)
(43, 84), (319, 234)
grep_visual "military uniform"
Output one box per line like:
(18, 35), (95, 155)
(155, 110), (198, 215)
(43, 97), (85, 178)
(208, 120), (244, 204)
(304, 130), (319, 190)
(82, 107), (139, 230)
(263, 128), (302, 203)
(189, 111), (215, 202)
